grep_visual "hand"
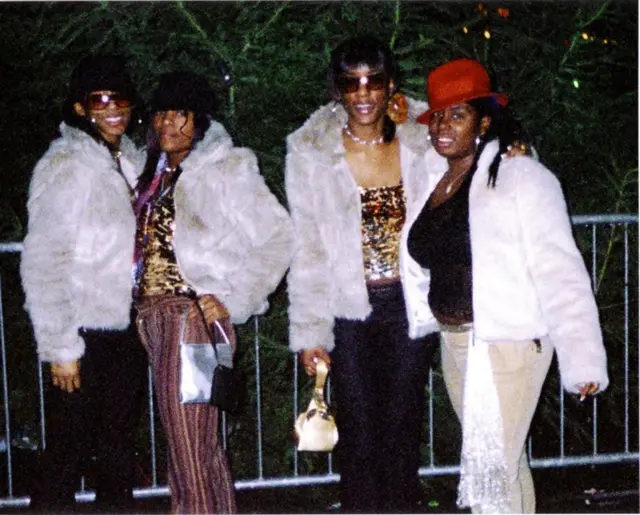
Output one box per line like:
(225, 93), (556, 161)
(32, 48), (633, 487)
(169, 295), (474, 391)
(300, 348), (331, 376)
(51, 361), (81, 393)
(576, 382), (600, 401)
(193, 294), (229, 325)
(503, 140), (531, 158)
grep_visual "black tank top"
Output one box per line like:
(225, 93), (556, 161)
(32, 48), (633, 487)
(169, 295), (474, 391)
(407, 173), (474, 324)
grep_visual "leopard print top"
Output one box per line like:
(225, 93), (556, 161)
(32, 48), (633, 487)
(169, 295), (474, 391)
(138, 190), (195, 298)
(359, 182), (406, 282)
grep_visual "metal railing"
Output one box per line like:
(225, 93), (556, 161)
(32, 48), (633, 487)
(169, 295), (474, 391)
(0, 213), (637, 508)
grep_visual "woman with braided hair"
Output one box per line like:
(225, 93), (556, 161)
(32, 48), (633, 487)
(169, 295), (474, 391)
(408, 58), (608, 513)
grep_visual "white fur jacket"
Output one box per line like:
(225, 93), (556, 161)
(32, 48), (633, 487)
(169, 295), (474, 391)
(171, 121), (295, 325)
(414, 140), (609, 393)
(285, 99), (438, 353)
(21, 123), (144, 363)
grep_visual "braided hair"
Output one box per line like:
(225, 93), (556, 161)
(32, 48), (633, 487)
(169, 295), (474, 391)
(466, 97), (532, 188)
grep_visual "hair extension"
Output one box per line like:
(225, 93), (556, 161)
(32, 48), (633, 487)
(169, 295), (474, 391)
(467, 98), (532, 188)
(136, 112), (211, 197)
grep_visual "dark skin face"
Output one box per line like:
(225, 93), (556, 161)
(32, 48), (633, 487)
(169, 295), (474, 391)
(340, 64), (394, 142)
(74, 90), (132, 148)
(428, 103), (490, 175)
(152, 109), (195, 169)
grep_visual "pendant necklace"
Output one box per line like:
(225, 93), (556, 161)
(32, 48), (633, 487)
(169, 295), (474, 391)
(444, 171), (469, 195)
(343, 123), (384, 146)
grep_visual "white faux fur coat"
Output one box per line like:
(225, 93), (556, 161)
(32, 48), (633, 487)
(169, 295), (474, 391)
(285, 99), (438, 353)
(171, 121), (295, 325)
(21, 123), (144, 363)
(415, 141), (609, 394)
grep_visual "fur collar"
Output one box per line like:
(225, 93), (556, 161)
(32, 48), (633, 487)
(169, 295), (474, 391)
(57, 122), (138, 162)
(180, 120), (234, 172)
(287, 97), (430, 164)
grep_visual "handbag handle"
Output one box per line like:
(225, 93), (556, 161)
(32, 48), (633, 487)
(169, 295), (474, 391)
(314, 359), (329, 400)
(187, 299), (232, 361)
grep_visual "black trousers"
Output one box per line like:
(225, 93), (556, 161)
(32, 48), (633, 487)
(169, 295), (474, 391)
(32, 320), (148, 511)
(331, 281), (439, 514)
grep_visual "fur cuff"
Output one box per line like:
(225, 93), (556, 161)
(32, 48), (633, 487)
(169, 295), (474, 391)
(289, 320), (335, 353)
(37, 333), (85, 363)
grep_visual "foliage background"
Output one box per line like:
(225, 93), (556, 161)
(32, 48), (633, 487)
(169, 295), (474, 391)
(0, 0), (636, 505)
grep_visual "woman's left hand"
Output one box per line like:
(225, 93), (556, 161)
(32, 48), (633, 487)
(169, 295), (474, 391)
(503, 140), (532, 158)
(576, 382), (600, 401)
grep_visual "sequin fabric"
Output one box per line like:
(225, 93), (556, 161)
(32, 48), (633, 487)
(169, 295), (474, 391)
(457, 331), (510, 513)
(137, 190), (195, 298)
(359, 182), (405, 282)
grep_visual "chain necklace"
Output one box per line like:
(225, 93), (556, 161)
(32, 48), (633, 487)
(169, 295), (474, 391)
(343, 123), (384, 146)
(444, 170), (470, 195)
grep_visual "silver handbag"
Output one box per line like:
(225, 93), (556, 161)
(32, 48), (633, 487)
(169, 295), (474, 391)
(178, 309), (234, 404)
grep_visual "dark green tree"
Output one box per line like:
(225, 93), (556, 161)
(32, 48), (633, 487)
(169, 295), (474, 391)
(0, 0), (636, 506)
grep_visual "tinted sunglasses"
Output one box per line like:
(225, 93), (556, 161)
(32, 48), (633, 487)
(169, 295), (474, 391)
(86, 92), (133, 111)
(337, 72), (387, 94)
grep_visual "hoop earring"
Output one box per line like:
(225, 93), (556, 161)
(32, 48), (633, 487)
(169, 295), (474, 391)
(90, 118), (96, 124)
(387, 92), (408, 124)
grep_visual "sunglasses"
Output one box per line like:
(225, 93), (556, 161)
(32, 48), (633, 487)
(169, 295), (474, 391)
(86, 92), (133, 111)
(337, 73), (387, 94)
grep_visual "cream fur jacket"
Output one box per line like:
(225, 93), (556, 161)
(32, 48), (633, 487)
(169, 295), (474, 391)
(171, 121), (295, 325)
(285, 99), (438, 354)
(414, 140), (609, 394)
(21, 123), (144, 363)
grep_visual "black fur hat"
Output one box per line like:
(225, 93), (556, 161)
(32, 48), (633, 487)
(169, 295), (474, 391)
(150, 71), (215, 115)
(65, 54), (138, 105)
(62, 54), (139, 126)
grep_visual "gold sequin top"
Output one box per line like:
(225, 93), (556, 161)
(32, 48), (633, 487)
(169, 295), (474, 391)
(138, 190), (195, 298)
(359, 182), (406, 282)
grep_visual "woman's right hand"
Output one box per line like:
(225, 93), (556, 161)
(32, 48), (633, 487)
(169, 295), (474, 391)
(300, 348), (331, 376)
(194, 294), (229, 325)
(51, 360), (81, 393)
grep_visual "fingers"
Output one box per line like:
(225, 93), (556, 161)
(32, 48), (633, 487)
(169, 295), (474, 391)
(503, 140), (531, 158)
(197, 295), (230, 323)
(51, 361), (81, 393)
(300, 348), (331, 376)
(53, 374), (78, 393)
(577, 382), (600, 401)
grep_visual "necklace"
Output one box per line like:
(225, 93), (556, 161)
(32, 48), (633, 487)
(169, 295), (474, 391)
(444, 170), (469, 195)
(343, 123), (384, 146)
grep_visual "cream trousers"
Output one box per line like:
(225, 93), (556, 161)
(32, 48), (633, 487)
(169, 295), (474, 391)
(441, 331), (554, 514)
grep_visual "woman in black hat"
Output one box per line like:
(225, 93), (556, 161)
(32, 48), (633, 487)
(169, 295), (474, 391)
(134, 71), (294, 513)
(21, 54), (148, 510)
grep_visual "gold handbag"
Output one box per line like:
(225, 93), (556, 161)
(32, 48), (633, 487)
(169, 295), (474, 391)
(295, 359), (339, 452)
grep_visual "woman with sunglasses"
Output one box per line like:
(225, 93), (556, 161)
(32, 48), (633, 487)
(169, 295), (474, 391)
(21, 55), (147, 511)
(134, 71), (294, 513)
(408, 58), (608, 513)
(285, 35), (440, 513)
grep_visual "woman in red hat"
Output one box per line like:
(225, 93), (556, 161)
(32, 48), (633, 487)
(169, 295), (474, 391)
(407, 58), (608, 513)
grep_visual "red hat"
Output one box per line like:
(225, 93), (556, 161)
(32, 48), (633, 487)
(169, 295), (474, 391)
(416, 58), (508, 124)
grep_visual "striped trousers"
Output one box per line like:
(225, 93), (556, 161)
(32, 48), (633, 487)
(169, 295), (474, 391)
(137, 295), (237, 514)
